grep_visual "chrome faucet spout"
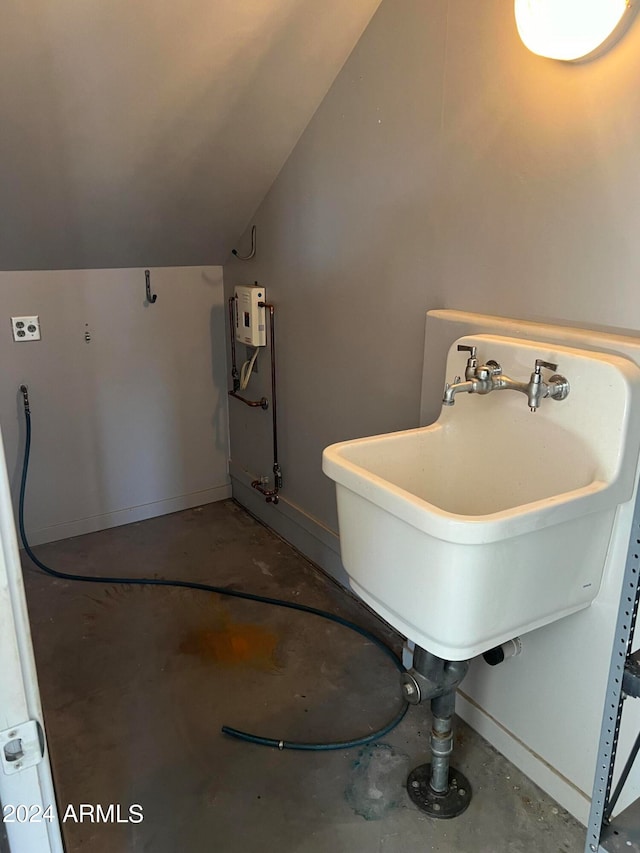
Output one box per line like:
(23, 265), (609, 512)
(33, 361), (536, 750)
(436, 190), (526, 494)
(442, 380), (475, 405)
(443, 373), (526, 406)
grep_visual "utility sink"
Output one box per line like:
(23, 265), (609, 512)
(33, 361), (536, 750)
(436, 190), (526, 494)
(323, 334), (640, 660)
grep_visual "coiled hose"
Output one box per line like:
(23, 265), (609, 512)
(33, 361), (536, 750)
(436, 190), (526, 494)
(17, 385), (408, 750)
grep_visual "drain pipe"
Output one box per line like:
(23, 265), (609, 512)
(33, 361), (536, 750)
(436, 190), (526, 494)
(401, 647), (472, 818)
(482, 637), (523, 667)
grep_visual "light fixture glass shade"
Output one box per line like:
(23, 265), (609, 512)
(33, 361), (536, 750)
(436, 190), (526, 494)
(515, 0), (629, 60)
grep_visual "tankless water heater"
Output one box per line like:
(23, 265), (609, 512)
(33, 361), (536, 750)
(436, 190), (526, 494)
(234, 285), (266, 347)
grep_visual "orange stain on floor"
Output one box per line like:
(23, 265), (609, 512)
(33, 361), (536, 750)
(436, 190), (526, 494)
(179, 620), (279, 671)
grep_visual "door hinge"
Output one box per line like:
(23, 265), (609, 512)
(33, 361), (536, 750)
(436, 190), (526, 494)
(0, 720), (43, 775)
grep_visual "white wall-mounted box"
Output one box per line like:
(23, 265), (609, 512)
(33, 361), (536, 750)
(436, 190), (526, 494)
(234, 285), (266, 347)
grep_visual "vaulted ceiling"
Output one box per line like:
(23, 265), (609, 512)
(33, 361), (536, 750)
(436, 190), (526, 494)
(0, 0), (381, 270)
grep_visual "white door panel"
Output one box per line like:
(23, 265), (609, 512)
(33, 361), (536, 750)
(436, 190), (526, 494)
(0, 426), (62, 853)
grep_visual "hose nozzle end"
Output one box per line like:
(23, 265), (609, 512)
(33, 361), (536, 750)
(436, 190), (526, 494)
(19, 385), (30, 414)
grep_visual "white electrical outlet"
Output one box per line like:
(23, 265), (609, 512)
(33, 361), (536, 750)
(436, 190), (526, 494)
(11, 316), (41, 342)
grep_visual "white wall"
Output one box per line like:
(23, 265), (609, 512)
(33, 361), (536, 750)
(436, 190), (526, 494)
(223, 0), (640, 823)
(0, 267), (230, 544)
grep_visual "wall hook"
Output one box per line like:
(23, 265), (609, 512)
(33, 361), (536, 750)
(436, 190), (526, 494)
(232, 225), (256, 261)
(145, 269), (157, 303)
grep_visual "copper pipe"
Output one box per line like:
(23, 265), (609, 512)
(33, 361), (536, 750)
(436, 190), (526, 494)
(251, 480), (279, 503)
(228, 390), (268, 409)
(252, 302), (281, 504)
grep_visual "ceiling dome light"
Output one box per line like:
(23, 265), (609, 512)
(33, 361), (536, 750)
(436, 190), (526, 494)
(515, 0), (631, 61)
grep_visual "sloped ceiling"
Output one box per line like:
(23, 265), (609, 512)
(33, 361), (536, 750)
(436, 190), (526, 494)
(0, 0), (381, 270)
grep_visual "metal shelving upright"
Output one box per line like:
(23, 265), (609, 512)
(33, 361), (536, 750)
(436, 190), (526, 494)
(585, 478), (640, 852)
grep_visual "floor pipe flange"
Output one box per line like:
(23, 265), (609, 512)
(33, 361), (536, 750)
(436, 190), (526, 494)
(406, 764), (472, 819)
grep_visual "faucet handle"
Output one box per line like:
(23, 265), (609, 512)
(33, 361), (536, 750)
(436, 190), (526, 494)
(531, 357), (570, 407)
(458, 345), (478, 379)
(534, 358), (558, 374)
(457, 344), (477, 358)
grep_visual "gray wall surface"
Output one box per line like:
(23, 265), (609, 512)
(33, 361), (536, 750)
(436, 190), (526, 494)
(223, 0), (640, 821)
(0, 267), (230, 544)
(0, 0), (380, 270)
(224, 0), (640, 536)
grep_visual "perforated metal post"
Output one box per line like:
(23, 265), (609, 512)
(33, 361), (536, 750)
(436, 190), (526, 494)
(585, 483), (640, 853)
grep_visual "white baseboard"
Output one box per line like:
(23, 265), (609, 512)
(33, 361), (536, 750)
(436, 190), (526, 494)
(26, 483), (232, 546)
(228, 460), (349, 587)
(456, 690), (590, 825)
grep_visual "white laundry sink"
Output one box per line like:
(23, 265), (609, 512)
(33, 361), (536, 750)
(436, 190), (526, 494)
(322, 334), (640, 660)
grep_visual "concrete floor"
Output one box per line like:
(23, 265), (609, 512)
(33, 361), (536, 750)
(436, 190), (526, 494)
(22, 500), (585, 852)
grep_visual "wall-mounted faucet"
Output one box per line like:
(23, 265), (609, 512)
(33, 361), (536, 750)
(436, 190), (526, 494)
(443, 345), (570, 412)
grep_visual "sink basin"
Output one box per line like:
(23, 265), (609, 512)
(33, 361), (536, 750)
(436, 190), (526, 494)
(323, 334), (640, 660)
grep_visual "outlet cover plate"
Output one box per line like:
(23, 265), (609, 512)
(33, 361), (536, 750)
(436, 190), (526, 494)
(11, 316), (41, 341)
